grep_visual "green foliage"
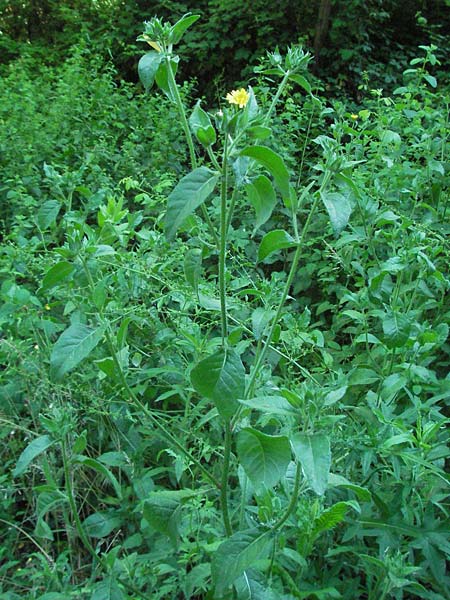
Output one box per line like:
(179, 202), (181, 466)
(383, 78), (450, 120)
(1, 15), (449, 600)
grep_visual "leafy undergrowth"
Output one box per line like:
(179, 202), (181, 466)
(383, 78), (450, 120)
(0, 26), (449, 600)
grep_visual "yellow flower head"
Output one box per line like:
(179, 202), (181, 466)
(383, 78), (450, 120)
(350, 114), (359, 120)
(44, 304), (51, 311)
(226, 88), (250, 109)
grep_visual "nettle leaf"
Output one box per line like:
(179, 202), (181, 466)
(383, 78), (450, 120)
(184, 247), (203, 293)
(211, 528), (272, 596)
(82, 511), (122, 538)
(165, 166), (219, 240)
(291, 433), (331, 495)
(245, 175), (277, 234)
(169, 13), (200, 45)
(258, 229), (297, 262)
(37, 200), (61, 230)
(138, 51), (164, 91)
(155, 57), (179, 101)
(13, 435), (54, 477)
(239, 396), (297, 416)
(240, 146), (290, 201)
(382, 310), (412, 348)
(237, 428), (291, 492)
(191, 350), (245, 419)
(91, 575), (125, 600)
(288, 73), (312, 94)
(50, 323), (105, 381)
(143, 489), (196, 546)
(320, 191), (353, 234)
(41, 261), (75, 291)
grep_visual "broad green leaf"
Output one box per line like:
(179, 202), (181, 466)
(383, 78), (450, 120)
(423, 73), (437, 88)
(211, 528), (272, 596)
(240, 145), (290, 201)
(13, 435), (54, 477)
(291, 433), (331, 495)
(258, 229), (296, 262)
(382, 311), (411, 348)
(37, 200), (60, 230)
(189, 100), (216, 146)
(184, 248), (203, 293)
(50, 323), (105, 381)
(237, 428), (291, 492)
(165, 167), (219, 240)
(288, 73), (312, 94)
(91, 575), (125, 600)
(247, 125), (272, 140)
(251, 307), (275, 340)
(143, 489), (196, 546)
(41, 261), (74, 291)
(155, 57), (178, 101)
(169, 13), (200, 44)
(245, 175), (277, 234)
(320, 191), (352, 234)
(82, 511), (122, 538)
(238, 396), (297, 416)
(191, 350), (245, 419)
(138, 51), (163, 91)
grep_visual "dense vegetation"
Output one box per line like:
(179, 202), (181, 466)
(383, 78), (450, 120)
(1, 3), (449, 600)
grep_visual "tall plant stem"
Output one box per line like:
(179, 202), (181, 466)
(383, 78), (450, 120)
(264, 71), (291, 126)
(165, 56), (219, 248)
(220, 420), (233, 536)
(271, 462), (301, 531)
(231, 172), (331, 429)
(219, 133), (229, 343)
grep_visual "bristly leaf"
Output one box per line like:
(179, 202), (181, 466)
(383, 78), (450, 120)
(237, 428), (291, 492)
(169, 14), (200, 45)
(320, 191), (353, 234)
(245, 175), (277, 234)
(138, 52), (164, 91)
(13, 435), (54, 477)
(165, 167), (219, 240)
(291, 433), (331, 495)
(50, 323), (105, 381)
(211, 528), (272, 596)
(191, 349), (245, 419)
(258, 229), (297, 262)
(240, 145), (291, 201)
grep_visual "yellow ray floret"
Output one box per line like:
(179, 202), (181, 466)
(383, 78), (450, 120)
(226, 88), (250, 108)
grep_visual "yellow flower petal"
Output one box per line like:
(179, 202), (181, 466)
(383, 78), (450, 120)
(226, 88), (250, 108)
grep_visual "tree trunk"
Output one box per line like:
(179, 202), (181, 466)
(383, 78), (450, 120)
(313, 0), (332, 71)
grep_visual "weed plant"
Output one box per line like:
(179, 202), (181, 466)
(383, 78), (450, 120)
(0, 14), (449, 600)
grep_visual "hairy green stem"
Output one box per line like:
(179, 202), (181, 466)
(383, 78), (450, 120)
(219, 133), (229, 343)
(264, 70), (291, 125)
(231, 172), (331, 429)
(165, 55), (219, 247)
(271, 462), (301, 531)
(220, 420), (233, 536)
